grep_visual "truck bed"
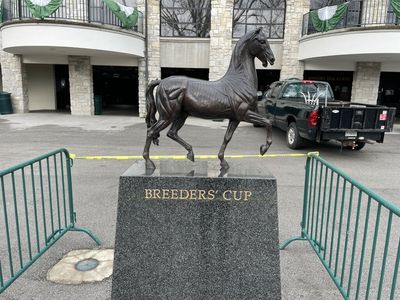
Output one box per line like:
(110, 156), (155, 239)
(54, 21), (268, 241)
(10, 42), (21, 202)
(320, 102), (396, 133)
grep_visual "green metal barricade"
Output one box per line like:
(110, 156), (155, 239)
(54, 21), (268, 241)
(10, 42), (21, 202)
(0, 149), (101, 293)
(281, 153), (400, 300)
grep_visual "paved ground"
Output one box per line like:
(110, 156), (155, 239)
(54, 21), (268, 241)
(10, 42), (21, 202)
(0, 112), (399, 299)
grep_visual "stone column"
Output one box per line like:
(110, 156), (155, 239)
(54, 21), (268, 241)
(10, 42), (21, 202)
(351, 62), (381, 105)
(138, 0), (160, 118)
(209, 0), (234, 81)
(68, 56), (94, 115)
(280, 0), (310, 80)
(0, 51), (29, 113)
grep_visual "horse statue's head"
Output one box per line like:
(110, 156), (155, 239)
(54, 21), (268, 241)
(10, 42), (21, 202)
(247, 28), (275, 67)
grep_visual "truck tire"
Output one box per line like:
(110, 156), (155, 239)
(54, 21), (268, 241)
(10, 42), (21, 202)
(348, 141), (366, 150)
(287, 122), (303, 149)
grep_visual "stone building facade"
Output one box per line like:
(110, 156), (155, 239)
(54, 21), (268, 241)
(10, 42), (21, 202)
(280, 0), (310, 80)
(1, 0), (399, 116)
(0, 52), (29, 113)
(209, 0), (234, 81)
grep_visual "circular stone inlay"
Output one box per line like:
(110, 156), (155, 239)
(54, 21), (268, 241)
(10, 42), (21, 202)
(75, 258), (99, 272)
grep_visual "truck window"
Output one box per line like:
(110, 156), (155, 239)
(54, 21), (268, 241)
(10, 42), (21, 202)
(270, 83), (282, 98)
(282, 82), (334, 101)
(282, 84), (300, 98)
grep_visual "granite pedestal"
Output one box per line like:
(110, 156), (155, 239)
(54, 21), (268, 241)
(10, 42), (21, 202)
(112, 160), (281, 299)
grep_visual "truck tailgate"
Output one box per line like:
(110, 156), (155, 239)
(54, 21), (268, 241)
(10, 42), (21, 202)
(320, 105), (396, 132)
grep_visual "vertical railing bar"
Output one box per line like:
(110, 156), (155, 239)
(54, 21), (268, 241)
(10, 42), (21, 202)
(355, 196), (372, 299)
(365, 203), (382, 300)
(46, 157), (55, 234)
(329, 173), (341, 268)
(11, 172), (24, 269)
(347, 189), (363, 295)
(1, 176), (15, 277)
(376, 211), (393, 300)
(310, 160), (319, 241)
(65, 155), (75, 226)
(39, 161), (48, 245)
(334, 178), (346, 277)
(390, 236), (400, 300)
(30, 164), (41, 253)
(313, 162), (324, 244)
(53, 155), (62, 231)
(306, 158), (315, 233)
(0, 259), (3, 287)
(60, 153), (68, 227)
(323, 169), (334, 260)
(340, 184), (354, 287)
(21, 168), (33, 260)
(318, 165), (329, 247)
(301, 156), (311, 237)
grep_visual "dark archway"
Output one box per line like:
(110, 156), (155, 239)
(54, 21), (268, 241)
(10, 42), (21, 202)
(93, 66), (138, 115)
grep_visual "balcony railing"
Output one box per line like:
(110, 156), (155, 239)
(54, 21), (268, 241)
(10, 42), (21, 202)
(302, 0), (400, 36)
(1, 0), (144, 34)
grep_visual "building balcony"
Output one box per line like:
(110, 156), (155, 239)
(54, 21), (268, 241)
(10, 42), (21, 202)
(299, 0), (400, 63)
(0, 0), (145, 59)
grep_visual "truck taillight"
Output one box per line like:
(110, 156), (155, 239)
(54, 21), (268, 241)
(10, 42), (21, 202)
(308, 111), (319, 128)
(379, 110), (388, 121)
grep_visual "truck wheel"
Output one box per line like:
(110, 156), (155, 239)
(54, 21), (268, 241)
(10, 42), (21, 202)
(353, 142), (366, 150)
(345, 141), (366, 150)
(287, 122), (302, 149)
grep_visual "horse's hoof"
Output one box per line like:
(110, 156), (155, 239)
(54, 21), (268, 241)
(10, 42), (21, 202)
(260, 144), (270, 156)
(145, 159), (156, 170)
(152, 138), (159, 146)
(187, 152), (195, 162)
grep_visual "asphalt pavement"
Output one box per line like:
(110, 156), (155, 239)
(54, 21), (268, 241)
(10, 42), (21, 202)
(0, 112), (399, 300)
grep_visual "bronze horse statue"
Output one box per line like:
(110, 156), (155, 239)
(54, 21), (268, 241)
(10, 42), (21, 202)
(143, 28), (275, 170)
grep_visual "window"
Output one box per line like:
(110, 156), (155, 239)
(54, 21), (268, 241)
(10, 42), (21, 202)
(161, 0), (211, 37)
(270, 82), (282, 98)
(233, 0), (286, 39)
(282, 82), (334, 101)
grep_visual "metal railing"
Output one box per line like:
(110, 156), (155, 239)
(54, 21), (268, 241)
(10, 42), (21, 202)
(281, 153), (400, 299)
(0, 149), (101, 293)
(1, 0), (144, 33)
(302, 0), (400, 36)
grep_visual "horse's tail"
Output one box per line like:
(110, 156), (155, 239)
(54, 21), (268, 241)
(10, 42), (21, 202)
(145, 79), (161, 128)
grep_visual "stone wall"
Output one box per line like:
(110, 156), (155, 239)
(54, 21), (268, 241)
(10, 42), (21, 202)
(351, 62), (381, 105)
(68, 56), (94, 115)
(209, 0), (234, 81)
(0, 51), (29, 113)
(280, 0), (310, 80)
(138, 0), (160, 118)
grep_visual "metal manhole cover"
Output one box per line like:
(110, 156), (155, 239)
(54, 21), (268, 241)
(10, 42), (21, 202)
(75, 258), (99, 272)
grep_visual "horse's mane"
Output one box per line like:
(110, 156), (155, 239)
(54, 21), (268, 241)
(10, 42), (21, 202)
(230, 29), (260, 70)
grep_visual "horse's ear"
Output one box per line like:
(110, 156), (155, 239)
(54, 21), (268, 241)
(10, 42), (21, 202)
(255, 28), (262, 34)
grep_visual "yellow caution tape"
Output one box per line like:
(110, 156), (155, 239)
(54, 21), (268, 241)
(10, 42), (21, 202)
(69, 152), (319, 160)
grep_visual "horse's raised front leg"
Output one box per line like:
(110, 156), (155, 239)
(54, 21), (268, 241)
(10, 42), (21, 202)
(244, 110), (272, 155)
(218, 119), (240, 169)
(167, 113), (195, 162)
(143, 119), (171, 169)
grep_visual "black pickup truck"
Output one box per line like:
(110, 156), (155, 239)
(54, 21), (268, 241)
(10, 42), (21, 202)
(257, 79), (396, 150)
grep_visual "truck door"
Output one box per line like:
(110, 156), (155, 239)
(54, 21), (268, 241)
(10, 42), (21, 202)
(275, 82), (301, 130)
(266, 82), (282, 126)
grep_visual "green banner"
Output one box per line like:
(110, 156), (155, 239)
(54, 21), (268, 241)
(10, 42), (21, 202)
(310, 2), (349, 32)
(25, 0), (63, 19)
(102, 0), (138, 29)
(391, 0), (400, 18)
